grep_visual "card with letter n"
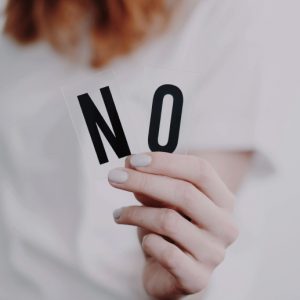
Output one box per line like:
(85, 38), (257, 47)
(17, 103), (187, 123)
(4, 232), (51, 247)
(62, 68), (199, 178)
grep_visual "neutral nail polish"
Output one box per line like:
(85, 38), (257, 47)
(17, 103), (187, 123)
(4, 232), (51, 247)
(130, 154), (152, 167)
(113, 207), (123, 221)
(108, 169), (128, 184)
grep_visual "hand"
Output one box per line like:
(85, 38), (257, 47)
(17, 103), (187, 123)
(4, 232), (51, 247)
(108, 152), (239, 299)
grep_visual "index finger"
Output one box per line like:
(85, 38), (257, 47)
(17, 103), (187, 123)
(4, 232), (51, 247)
(126, 152), (234, 211)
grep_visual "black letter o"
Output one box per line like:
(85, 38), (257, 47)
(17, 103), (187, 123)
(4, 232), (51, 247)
(148, 84), (183, 153)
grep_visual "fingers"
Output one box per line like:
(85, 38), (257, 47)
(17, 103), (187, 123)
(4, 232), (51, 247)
(127, 152), (235, 211)
(112, 153), (239, 298)
(142, 233), (211, 295)
(108, 168), (237, 244)
(114, 205), (226, 264)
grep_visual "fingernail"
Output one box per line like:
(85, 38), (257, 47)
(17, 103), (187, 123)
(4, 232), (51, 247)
(113, 207), (123, 221)
(108, 169), (128, 184)
(130, 154), (152, 167)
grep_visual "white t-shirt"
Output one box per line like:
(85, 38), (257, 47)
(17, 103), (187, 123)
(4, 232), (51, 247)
(0, 0), (274, 299)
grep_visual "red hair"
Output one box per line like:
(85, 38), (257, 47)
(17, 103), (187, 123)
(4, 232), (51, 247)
(3, 0), (170, 67)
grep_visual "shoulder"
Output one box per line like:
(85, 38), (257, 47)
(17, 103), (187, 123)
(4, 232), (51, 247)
(139, 0), (261, 74)
(185, 0), (261, 57)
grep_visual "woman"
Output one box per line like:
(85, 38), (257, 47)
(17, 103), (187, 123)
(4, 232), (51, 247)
(0, 0), (260, 299)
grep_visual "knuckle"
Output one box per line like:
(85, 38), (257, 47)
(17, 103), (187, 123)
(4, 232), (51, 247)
(182, 186), (198, 214)
(160, 209), (179, 236)
(136, 174), (149, 192)
(216, 210), (239, 245)
(195, 158), (214, 183)
(180, 270), (211, 294)
(197, 271), (211, 291)
(144, 278), (154, 297)
(222, 217), (239, 245)
(176, 181), (196, 207)
(209, 247), (226, 267)
(152, 151), (165, 161)
(197, 157), (211, 169)
(125, 207), (140, 223)
(162, 245), (179, 270)
(227, 224), (239, 245)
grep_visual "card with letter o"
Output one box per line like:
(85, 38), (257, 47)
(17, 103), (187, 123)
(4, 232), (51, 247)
(62, 68), (199, 178)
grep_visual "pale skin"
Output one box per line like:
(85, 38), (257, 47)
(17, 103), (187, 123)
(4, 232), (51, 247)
(108, 151), (252, 299)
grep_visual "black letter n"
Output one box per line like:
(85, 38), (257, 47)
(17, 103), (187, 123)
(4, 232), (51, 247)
(78, 86), (131, 165)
